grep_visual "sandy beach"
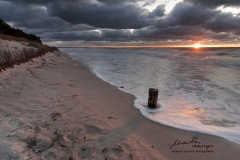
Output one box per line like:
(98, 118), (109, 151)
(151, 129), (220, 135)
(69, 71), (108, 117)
(0, 50), (239, 160)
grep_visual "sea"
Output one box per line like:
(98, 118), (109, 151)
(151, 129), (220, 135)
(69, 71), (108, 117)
(60, 47), (240, 144)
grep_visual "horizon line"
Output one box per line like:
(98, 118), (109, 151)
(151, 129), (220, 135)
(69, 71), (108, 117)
(56, 45), (240, 48)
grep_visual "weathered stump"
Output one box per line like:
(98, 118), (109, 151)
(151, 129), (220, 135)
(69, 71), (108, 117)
(148, 88), (159, 108)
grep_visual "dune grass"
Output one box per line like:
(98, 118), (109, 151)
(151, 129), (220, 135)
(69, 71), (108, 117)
(0, 46), (58, 72)
(0, 34), (30, 43)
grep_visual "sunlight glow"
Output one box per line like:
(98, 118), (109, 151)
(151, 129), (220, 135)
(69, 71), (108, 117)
(143, 0), (183, 13)
(217, 6), (240, 16)
(194, 43), (201, 48)
(130, 29), (134, 33)
(165, 0), (183, 13)
(94, 30), (102, 34)
(180, 108), (202, 117)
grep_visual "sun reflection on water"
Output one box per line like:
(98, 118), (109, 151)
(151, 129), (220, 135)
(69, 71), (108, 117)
(179, 108), (202, 117)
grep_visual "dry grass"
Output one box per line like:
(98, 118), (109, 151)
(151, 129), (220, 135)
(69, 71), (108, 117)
(0, 47), (59, 72)
(0, 34), (30, 43)
(0, 34), (47, 49)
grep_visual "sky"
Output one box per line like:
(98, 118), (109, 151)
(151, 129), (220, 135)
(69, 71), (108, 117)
(1, 0), (240, 47)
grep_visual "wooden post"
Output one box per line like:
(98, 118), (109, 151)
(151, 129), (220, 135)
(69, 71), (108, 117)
(148, 88), (159, 108)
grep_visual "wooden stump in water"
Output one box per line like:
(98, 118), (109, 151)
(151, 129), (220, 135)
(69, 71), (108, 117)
(148, 88), (159, 108)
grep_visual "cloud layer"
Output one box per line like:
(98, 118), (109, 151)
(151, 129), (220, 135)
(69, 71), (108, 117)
(184, 0), (240, 8)
(1, 0), (240, 46)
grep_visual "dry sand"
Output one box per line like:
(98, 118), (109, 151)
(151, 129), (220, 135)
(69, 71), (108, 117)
(0, 51), (239, 160)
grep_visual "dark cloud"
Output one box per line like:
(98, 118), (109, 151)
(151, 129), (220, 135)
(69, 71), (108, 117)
(171, 3), (215, 25)
(101, 29), (133, 40)
(41, 29), (134, 42)
(48, 2), (149, 29)
(97, 0), (139, 5)
(41, 26), (208, 42)
(41, 26), (239, 44)
(23, 24), (95, 35)
(203, 12), (240, 33)
(96, 0), (158, 7)
(42, 31), (102, 41)
(184, 0), (240, 8)
(155, 2), (240, 34)
(148, 5), (165, 18)
(167, 2), (240, 34)
(3, 0), (56, 5)
(206, 32), (237, 40)
(0, 1), (69, 29)
(4, 0), (141, 6)
(1, 0), (240, 45)
(3, 0), (90, 6)
(133, 26), (208, 41)
(163, 2), (216, 26)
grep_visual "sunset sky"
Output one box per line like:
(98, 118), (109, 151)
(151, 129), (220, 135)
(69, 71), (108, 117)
(1, 0), (240, 47)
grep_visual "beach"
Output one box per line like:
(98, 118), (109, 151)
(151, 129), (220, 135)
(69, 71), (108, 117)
(0, 51), (239, 160)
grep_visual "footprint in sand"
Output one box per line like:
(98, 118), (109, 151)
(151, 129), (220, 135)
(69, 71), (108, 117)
(0, 142), (18, 159)
(84, 124), (102, 135)
(3, 78), (11, 85)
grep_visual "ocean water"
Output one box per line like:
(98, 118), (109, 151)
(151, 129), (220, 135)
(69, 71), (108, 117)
(60, 47), (240, 144)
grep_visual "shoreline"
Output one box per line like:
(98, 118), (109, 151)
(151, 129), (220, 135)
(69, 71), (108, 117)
(0, 51), (239, 159)
(63, 48), (240, 146)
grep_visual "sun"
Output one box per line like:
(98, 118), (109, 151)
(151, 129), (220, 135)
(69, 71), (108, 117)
(194, 43), (201, 48)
